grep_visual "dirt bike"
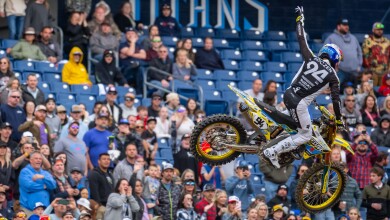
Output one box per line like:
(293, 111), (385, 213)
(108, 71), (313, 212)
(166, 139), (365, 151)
(190, 85), (354, 213)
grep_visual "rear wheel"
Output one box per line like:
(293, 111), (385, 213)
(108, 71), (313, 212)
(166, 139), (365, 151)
(295, 163), (346, 214)
(190, 114), (246, 165)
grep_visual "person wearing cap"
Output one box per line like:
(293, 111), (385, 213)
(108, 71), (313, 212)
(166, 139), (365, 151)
(1, 89), (26, 141)
(32, 202), (46, 217)
(154, 4), (180, 37)
(37, 26), (63, 64)
(342, 94), (362, 128)
(324, 18), (362, 85)
(114, 118), (140, 160)
(269, 204), (284, 220)
(222, 196), (242, 220)
(145, 35), (163, 61)
(194, 183), (216, 219)
(165, 92), (180, 117)
(10, 27), (47, 61)
(62, 46), (92, 86)
(59, 105), (89, 139)
(147, 92), (162, 118)
(347, 130), (378, 190)
(371, 114), (390, 147)
(157, 163), (183, 220)
(119, 93), (137, 119)
(95, 49), (128, 86)
(267, 184), (291, 217)
(21, 73), (45, 106)
(18, 104), (51, 147)
(119, 26), (146, 93)
(68, 166), (89, 192)
(174, 133), (199, 183)
(78, 210), (91, 220)
(83, 111), (113, 168)
(141, 117), (158, 163)
(225, 160), (254, 212)
(103, 85), (123, 124)
(89, 22), (119, 60)
(44, 98), (61, 142)
(0, 122), (17, 151)
(149, 44), (174, 89)
(362, 22), (390, 86)
(87, 5), (121, 40)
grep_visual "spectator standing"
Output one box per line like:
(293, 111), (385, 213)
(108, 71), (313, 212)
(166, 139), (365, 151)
(21, 74), (45, 106)
(60, 105), (88, 139)
(51, 158), (79, 199)
(374, 151), (390, 185)
(1, 90), (26, 141)
(379, 73), (390, 97)
(37, 26), (63, 64)
(54, 121), (88, 176)
(115, 119), (139, 161)
(0, 0), (26, 40)
(83, 113), (112, 168)
(18, 105), (51, 147)
(64, 12), (90, 60)
(154, 106), (171, 138)
(0, 140), (14, 198)
(113, 143), (144, 184)
(24, 0), (54, 37)
(62, 47), (92, 86)
(68, 167), (89, 192)
(170, 106), (195, 144)
(148, 45), (173, 90)
(195, 37), (225, 71)
(10, 27), (47, 61)
(104, 178), (140, 219)
(371, 115), (390, 147)
(87, 5), (121, 40)
(89, 22), (119, 60)
(0, 122), (17, 151)
(88, 153), (114, 219)
(154, 4), (180, 37)
(142, 25), (159, 51)
(172, 49), (197, 81)
(201, 163), (224, 191)
(120, 93), (137, 119)
(222, 196), (243, 220)
(42, 197), (80, 220)
(362, 167), (390, 220)
(103, 86), (123, 125)
(141, 117), (158, 163)
(347, 131), (379, 190)
(362, 22), (390, 86)
(174, 133), (199, 179)
(148, 92), (162, 118)
(324, 18), (362, 85)
(194, 183), (216, 220)
(114, 1), (141, 33)
(95, 50), (128, 86)
(177, 193), (199, 220)
(225, 160), (254, 212)
(142, 164), (160, 217)
(156, 163), (183, 220)
(342, 94), (362, 128)
(45, 98), (61, 143)
(19, 151), (56, 216)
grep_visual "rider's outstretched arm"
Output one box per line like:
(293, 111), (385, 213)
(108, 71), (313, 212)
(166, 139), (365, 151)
(295, 6), (314, 62)
(329, 79), (342, 121)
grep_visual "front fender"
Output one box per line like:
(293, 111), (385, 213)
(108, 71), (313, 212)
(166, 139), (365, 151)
(333, 137), (354, 155)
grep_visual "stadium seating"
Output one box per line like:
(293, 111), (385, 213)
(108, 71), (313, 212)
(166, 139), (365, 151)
(242, 30), (263, 40)
(195, 28), (215, 38)
(263, 31), (287, 41)
(242, 50), (268, 61)
(221, 49), (243, 60)
(237, 71), (260, 82)
(215, 29), (240, 40)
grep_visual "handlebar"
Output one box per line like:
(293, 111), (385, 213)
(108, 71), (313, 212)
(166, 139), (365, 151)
(313, 100), (335, 121)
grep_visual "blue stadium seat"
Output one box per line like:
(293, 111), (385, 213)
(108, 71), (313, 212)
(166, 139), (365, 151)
(195, 28), (215, 38)
(160, 148), (174, 160)
(321, 32), (332, 42)
(222, 89), (239, 101)
(310, 42), (323, 53)
(264, 62), (287, 72)
(216, 80), (237, 90)
(213, 70), (237, 81)
(203, 90), (222, 100)
(280, 52), (303, 63)
(221, 49), (242, 60)
(277, 92), (284, 103)
(13, 60), (35, 72)
(286, 31), (309, 41)
(38, 82), (51, 94)
(57, 93), (77, 105)
(288, 63), (302, 73)
(51, 82), (70, 93)
(238, 81), (253, 90)
(284, 72), (296, 86)
(35, 62), (61, 73)
(191, 38), (204, 47)
(288, 41), (300, 52)
(242, 30), (263, 40)
(222, 60), (240, 71)
(264, 41), (288, 51)
(141, 98), (151, 106)
(158, 138), (171, 149)
(1, 39), (18, 49)
(263, 31), (287, 41)
(196, 69), (214, 80)
(196, 80), (216, 90)
(244, 154), (259, 164)
(216, 29), (240, 39)
(204, 100), (228, 115)
(213, 39), (230, 49)
(316, 94), (332, 106)
(77, 94), (96, 103)
(154, 159), (174, 168)
(176, 88), (199, 100)
(240, 40), (264, 50)
(308, 105), (322, 119)
(261, 72), (285, 83)
(240, 61), (264, 71)
(116, 86), (136, 96)
(242, 50), (268, 61)
(237, 71), (260, 81)
(71, 85), (96, 95)
(161, 36), (179, 47)
(43, 73), (61, 83)
(181, 27), (194, 38)
(172, 80), (194, 90)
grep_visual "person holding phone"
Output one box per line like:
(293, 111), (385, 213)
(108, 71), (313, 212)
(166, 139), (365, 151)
(42, 197), (80, 219)
(221, 196), (242, 220)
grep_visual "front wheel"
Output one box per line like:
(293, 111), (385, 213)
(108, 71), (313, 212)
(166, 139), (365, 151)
(190, 114), (247, 166)
(295, 163), (346, 214)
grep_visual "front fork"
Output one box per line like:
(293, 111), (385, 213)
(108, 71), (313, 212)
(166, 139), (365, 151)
(319, 153), (332, 194)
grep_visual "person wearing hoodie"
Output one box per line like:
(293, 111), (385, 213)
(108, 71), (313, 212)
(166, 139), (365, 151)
(363, 22), (390, 86)
(89, 22), (119, 60)
(10, 27), (47, 61)
(62, 47), (92, 86)
(154, 4), (180, 37)
(95, 50), (128, 86)
(378, 73), (390, 97)
(371, 114), (390, 147)
(0, 0), (27, 40)
(324, 18), (362, 85)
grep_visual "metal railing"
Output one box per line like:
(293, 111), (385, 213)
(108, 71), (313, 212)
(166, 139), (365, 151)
(143, 67), (204, 109)
(52, 26), (63, 54)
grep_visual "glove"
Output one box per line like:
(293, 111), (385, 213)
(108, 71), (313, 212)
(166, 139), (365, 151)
(336, 119), (346, 132)
(295, 6), (304, 24)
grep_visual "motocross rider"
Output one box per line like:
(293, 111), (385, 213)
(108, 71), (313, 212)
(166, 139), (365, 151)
(264, 6), (345, 168)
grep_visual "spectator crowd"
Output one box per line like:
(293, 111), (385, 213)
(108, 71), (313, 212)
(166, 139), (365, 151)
(0, 1), (388, 220)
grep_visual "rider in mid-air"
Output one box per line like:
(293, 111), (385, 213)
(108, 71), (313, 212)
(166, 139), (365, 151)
(263, 7), (346, 168)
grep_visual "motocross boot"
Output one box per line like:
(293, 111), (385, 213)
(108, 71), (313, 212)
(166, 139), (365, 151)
(263, 136), (297, 168)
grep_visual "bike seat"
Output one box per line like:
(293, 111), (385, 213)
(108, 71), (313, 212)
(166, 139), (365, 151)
(254, 99), (299, 130)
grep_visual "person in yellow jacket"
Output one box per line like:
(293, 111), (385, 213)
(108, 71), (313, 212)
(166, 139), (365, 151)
(62, 47), (92, 85)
